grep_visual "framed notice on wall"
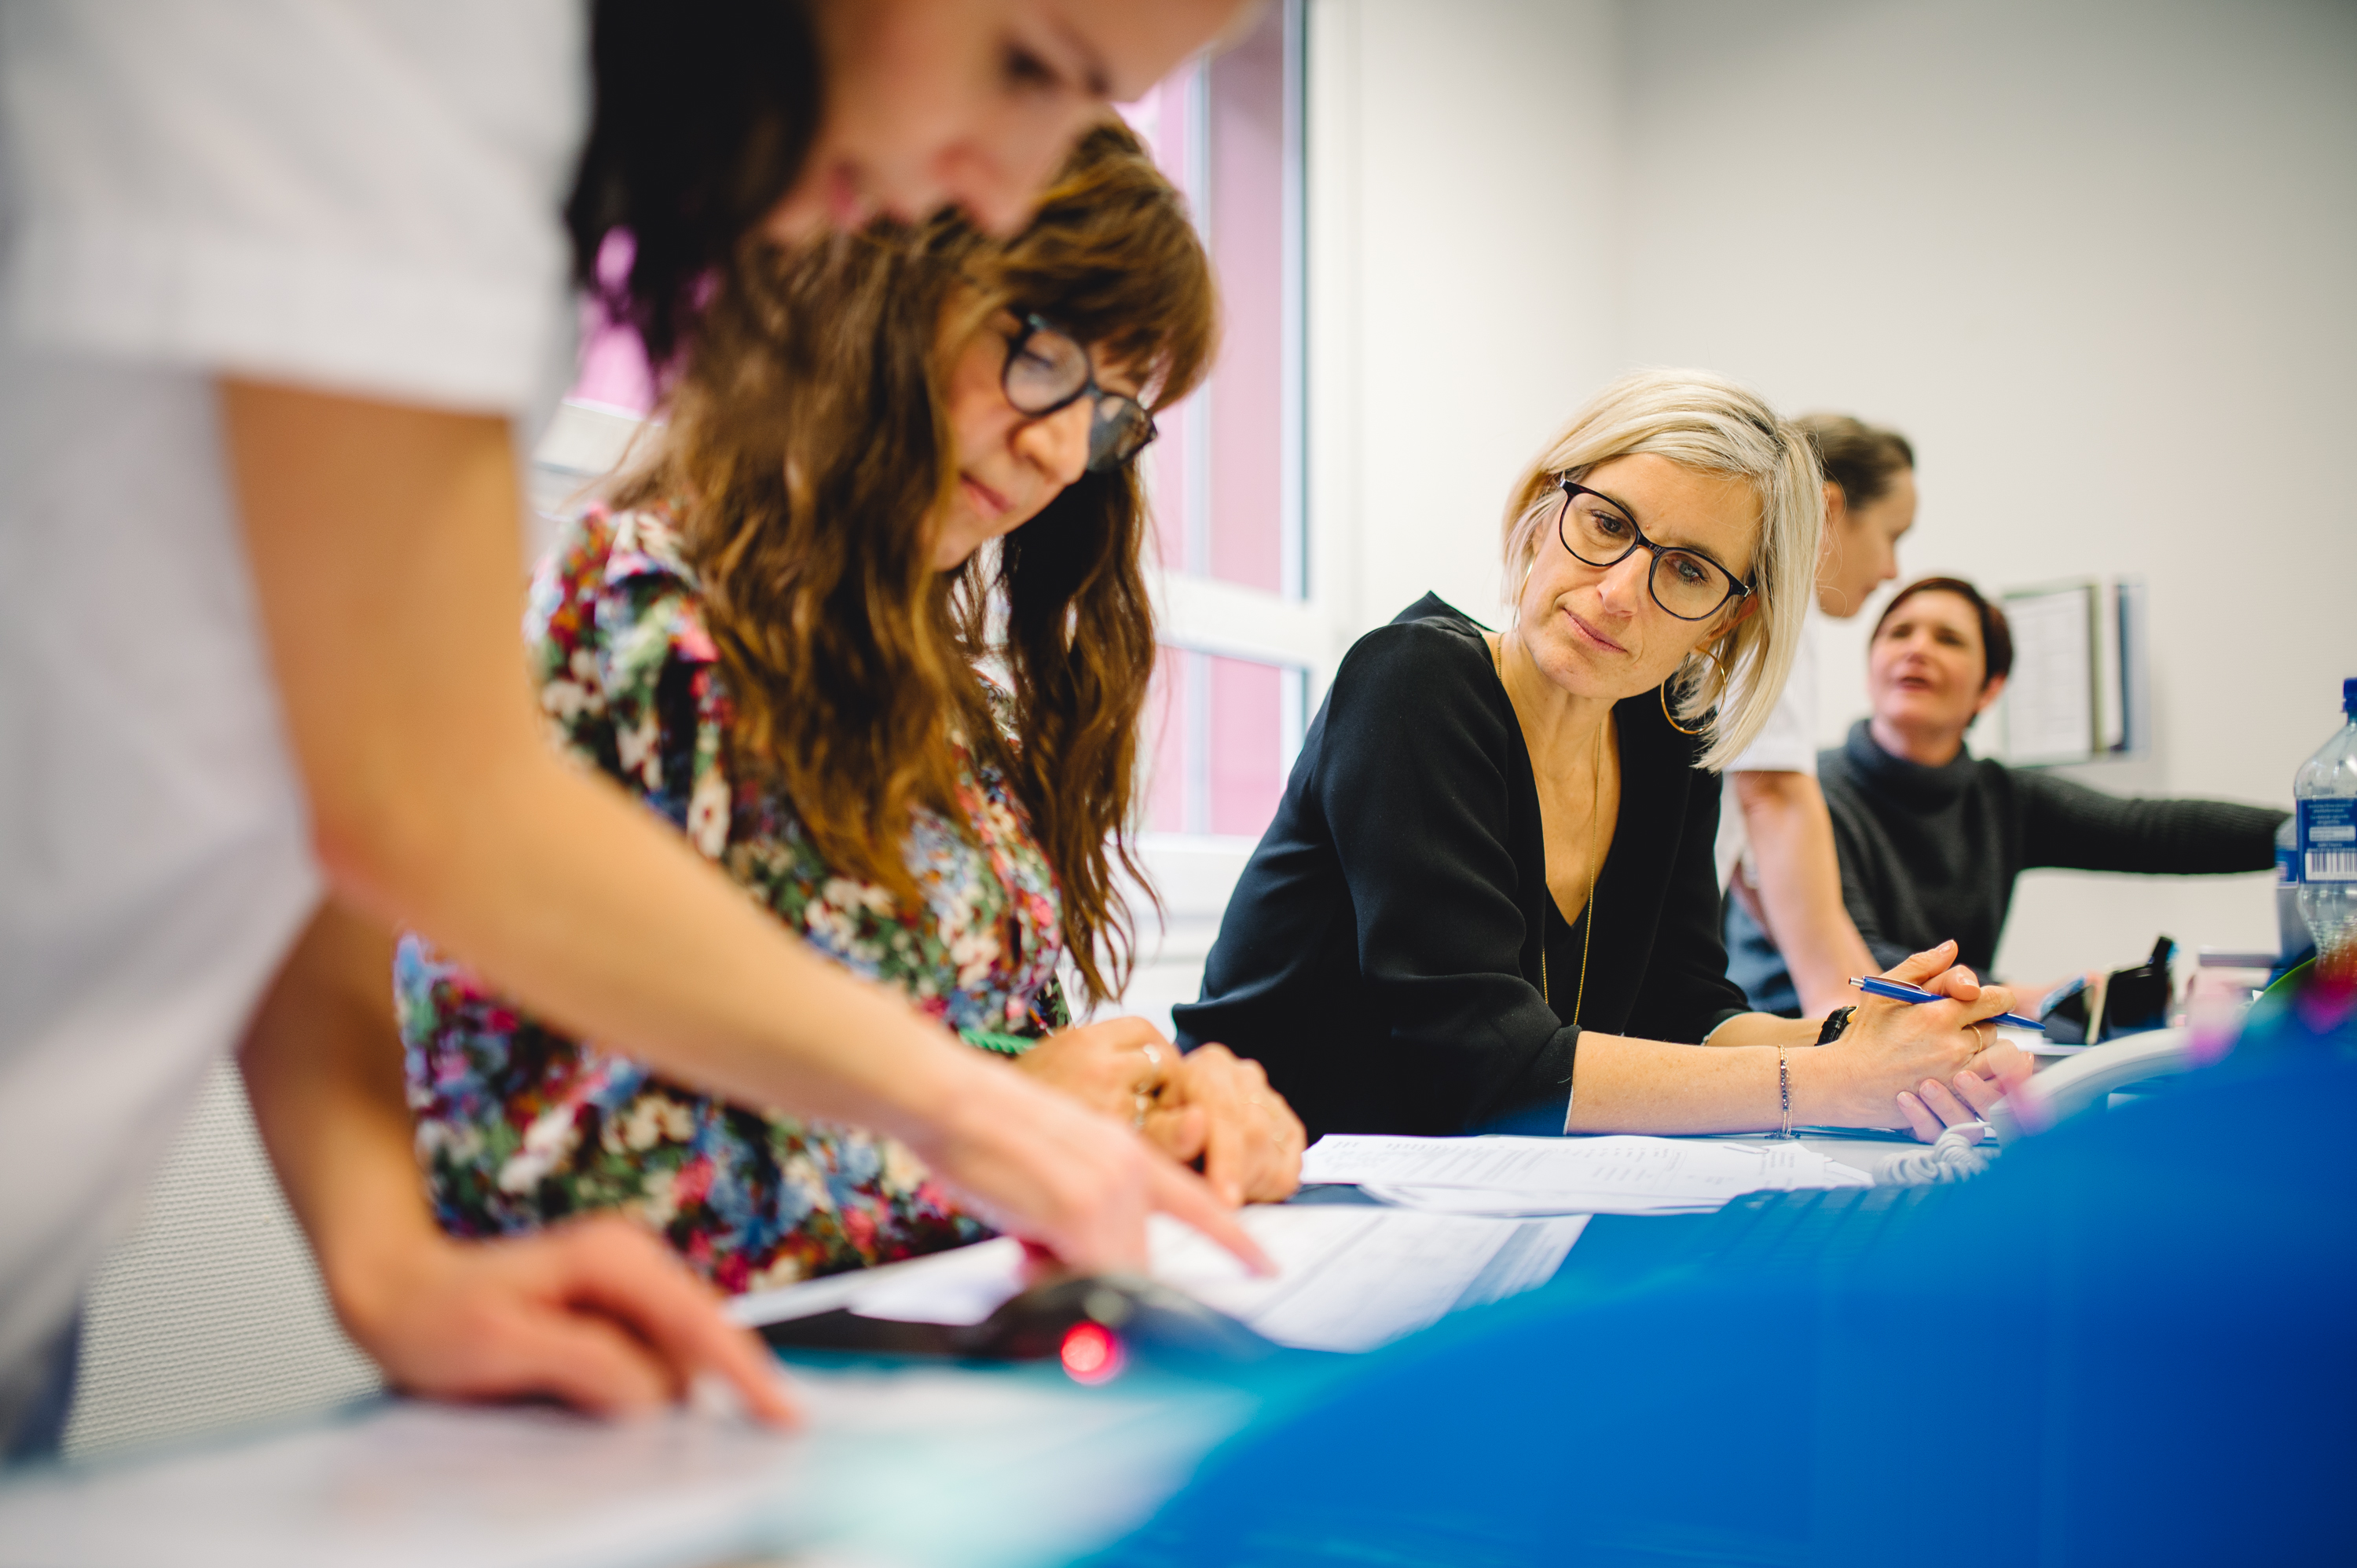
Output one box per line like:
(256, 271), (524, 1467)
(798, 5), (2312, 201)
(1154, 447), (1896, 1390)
(1998, 578), (2150, 768)
(2002, 583), (2099, 765)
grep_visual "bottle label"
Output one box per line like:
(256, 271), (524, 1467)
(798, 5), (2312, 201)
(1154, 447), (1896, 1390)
(2300, 798), (2357, 882)
(2279, 842), (2301, 887)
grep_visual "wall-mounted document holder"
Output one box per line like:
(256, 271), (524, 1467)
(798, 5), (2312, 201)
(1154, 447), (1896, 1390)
(1996, 577), (2150, 767)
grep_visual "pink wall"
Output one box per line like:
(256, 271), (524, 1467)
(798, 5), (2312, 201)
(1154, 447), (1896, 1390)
(1120, 77), (1197, 575)
(1127, 5), (1300, 842)
(1208, 656), (1286, 836)
(570, 232), (658, 415)
(1144, 652), (1190, 834)
(1207, 15), (1288, 597)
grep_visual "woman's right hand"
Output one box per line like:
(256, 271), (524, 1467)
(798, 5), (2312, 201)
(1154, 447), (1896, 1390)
(1798, 940), (2022, 1130)
(1896, 1040), (2033, 1142)
(1156, 1043), (1306, 1206)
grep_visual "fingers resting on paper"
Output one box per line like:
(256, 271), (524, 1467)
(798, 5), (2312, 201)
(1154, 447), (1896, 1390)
(355, 1214), (795, 1426)
(1144, 1151), (1275, 1275)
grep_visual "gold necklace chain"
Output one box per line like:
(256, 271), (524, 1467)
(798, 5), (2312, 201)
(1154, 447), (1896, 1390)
(1491, 634), (1606, 1024)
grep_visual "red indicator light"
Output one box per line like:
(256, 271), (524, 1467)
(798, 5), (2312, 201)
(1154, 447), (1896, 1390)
(1059, 1321), (1124, 1384)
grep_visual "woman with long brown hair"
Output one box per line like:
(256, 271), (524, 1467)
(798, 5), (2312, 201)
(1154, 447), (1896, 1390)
(398, 124), (1303, 1291)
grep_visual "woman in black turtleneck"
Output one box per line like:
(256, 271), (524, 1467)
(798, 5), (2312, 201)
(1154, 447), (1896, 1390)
(1725, 577), (2286, 1014)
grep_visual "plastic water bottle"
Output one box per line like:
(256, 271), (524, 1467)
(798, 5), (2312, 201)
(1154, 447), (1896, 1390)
(2293, 677), (2357, 971)
(2275, 816), (2304, 963)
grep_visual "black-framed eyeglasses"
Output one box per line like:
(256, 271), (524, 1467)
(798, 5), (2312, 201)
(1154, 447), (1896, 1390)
(1555, 475), (1752, 621)
(1001, 313), (1157, 473)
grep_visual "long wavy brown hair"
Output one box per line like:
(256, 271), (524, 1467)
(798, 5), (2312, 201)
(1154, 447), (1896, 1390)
(610, 122), (1215, 1006)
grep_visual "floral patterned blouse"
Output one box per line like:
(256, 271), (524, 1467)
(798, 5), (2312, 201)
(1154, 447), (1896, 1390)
(398, 504), (1071, 1295)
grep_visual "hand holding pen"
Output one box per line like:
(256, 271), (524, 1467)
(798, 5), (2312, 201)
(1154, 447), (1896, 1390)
(1802, 943), (2035, 1142)
(1849, 974), (2045, 1031)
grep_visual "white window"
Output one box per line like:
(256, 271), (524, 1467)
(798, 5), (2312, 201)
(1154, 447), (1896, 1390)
(1117, 2), (1344, 1030)
(531, 4), (1336, 1030)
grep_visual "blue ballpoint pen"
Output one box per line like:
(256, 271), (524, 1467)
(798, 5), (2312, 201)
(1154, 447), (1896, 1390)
(1849, 975), (2045, 1031)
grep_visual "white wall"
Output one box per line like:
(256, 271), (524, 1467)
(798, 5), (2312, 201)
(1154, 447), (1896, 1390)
(1299, 0), (2357, 991)
(1118, 0), (1628, 1035)
(1612, 0), (2357, 978)
(1305, 0), (1624, 636)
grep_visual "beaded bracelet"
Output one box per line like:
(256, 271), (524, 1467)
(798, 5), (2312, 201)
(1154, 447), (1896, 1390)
(1777, 1047), (1794, 1139)
(959, 1028), (1036, 1057)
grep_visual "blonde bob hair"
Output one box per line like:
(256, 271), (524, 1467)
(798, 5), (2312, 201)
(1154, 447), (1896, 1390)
(1500, 368), (1822, 772)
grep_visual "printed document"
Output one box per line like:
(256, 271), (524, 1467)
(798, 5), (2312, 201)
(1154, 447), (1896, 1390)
(1303, 1134), (1871, 1215)
(732, 1205), (1587, 1355)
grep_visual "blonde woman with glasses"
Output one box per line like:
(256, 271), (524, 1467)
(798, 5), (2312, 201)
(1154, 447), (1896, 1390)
(1176, 369), (2029, 1143)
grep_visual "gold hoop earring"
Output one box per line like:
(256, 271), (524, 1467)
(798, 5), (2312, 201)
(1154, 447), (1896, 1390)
(1660, 645), (1730, 737)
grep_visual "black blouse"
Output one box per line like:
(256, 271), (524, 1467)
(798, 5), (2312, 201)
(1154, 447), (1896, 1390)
(1174, 595), (1750, 1141)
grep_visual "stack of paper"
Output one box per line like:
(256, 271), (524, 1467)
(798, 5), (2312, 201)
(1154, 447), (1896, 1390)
(731, 1205), (1588, 1356)
(1300, 1134), (1872, 1216)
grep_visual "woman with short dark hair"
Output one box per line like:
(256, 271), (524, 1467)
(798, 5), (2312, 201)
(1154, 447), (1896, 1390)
(1727, 577), (2285, 1005)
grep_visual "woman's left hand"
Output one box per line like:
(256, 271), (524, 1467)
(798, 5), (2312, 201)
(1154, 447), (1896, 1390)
(1895, 1036), (2034, 1143)
(1006, 1015), (1177, 1125)
(1010, 1019), (1304, 1205)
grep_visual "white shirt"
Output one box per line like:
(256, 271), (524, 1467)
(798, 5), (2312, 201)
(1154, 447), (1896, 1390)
(1731, 608), (1823, 778)
(0, 0), (584, 1380)
(1716, 608), (1823, 888)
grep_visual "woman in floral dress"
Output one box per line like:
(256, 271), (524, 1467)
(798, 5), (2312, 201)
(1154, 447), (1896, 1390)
(399, 124), (1305, 1296)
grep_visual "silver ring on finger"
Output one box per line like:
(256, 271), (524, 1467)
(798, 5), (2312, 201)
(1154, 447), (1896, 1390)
(1132, 1089), (1152, 1130)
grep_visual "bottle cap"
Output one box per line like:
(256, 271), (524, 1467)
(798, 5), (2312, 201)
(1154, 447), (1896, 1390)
(2346, 676), (2357, 716)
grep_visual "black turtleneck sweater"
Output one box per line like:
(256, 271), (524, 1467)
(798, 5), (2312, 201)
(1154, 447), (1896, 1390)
(1175, 595), (1749, 1141)
(1725, 720), (2288, 1014)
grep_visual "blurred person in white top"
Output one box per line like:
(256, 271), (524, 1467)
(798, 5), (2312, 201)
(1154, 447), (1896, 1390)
(0, 0), (1259, 1459)
(1721, 415), (1917, 1018)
